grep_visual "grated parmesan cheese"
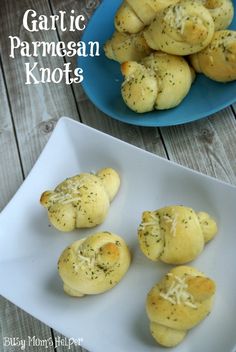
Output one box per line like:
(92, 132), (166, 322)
(164, 4), (204, 37)
(163, 213), (178, 236)
(50, 179), (88, 205)
(139, 213), (157, 227)
(139, 212), (161, 238)
(50, 191), (81, 204)
(164, 5), (188, 34)
(77, 251), (96, 269)
(160, 275), (197, 309)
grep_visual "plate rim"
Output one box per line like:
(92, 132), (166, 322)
(1, 116), (236, 220)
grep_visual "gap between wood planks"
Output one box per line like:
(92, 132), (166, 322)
(0, 1), (83, 351)
(0, 54), (25, 179)
(231, 105), (236, 119)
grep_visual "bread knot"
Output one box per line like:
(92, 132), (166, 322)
(146, 266), (216, 347)
(40, 168), (120, 232)
(121, 52), (194, 113)
(104, 31), (151, 64)
(58, 232), (131, 296)
(190, 30), (236, 82)
(114, 0), (180, 34)
(144, 1), (215, 55)
(197, 0), (234, 30)
(138, 205), (217, 264)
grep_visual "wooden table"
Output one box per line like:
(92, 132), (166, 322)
(0, 0), (236, 351)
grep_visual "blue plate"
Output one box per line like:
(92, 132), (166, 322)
(79, 0), (236, 127)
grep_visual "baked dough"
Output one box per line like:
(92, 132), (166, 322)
(146, 266), (216, 347)
(198, 0), (234, 30)
(104, 31), (152, 63)
(138, 205), (217, 264)
(144, 1), (215, 55)
(190, 30), (236, 82)
(40, 168), (120, 232)
(58, 231), (131, 296)
(121, 52), (195, 113)
(114, 0), (180, 34)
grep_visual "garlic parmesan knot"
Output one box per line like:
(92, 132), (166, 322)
(104, 31), (152, 64)
(40, 168), (120, 232)
(114, 0), (180, 34)
(121, 52), (195, 113)
(58, 232), (131, 296)
(197, 0), (234, 30)
(146, 266), (216, 347)
(190, 30), (236, 82)
(138, 205), (217, 264)
(144, 1), (215, 55)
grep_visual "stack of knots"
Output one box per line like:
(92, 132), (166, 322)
(104, 0), (235, 113)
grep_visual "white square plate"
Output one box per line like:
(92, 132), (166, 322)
(0, 117), (236, 352)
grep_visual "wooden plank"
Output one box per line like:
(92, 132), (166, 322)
(160, 108), (236, 185)
(0, 60), (22, 209)
(0, 57), (54, 352)
(49, 0), (101, 104)
(0, 297), (55, 352)
(50, 0), (167, 158)
(0, 0), (81, 350)
(77, 100), (168, 156)
(0, 0), (80, 176)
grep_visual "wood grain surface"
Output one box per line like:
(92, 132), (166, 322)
(0, 0), (236, 351)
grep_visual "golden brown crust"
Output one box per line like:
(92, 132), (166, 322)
(144, 1), (215, 55)
(104, 31), (152, 63)
(105, 31), (151, 63)
(190, 30), (236, 82)
(40, 168), (120, 232)
(146, 266), (216, 347)
(96, 167), (121, 202)
(138, 205), (217, 264)
(187, 276), (216, 301)
(115, 1), (144, 34)
(198, 0), (234, 30)
(121, 52), (194, 113)
(58, 232), (131, 296)
(114, 0), (180, 34)
(121, 61), (158, 113)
